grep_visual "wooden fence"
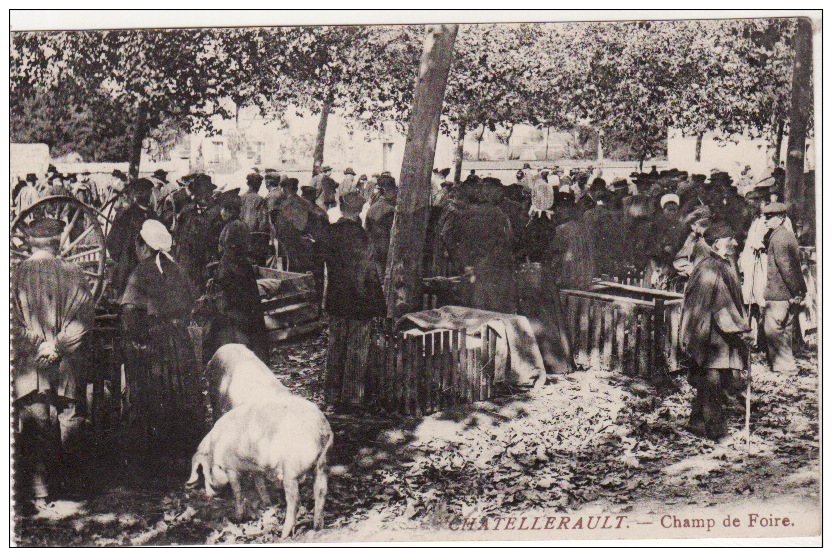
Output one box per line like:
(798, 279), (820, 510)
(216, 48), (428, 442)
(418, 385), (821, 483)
(325, 317), (498, 416)
(559, 281), (684, 380)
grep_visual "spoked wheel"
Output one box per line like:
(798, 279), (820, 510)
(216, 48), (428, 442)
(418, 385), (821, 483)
(11, 196), (108, 303)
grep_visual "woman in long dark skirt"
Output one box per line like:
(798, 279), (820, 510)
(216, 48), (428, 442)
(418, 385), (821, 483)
(120, 220), (204, 457)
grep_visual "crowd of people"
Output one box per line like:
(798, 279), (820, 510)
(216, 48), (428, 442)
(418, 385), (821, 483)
(11, 157), (814, 516)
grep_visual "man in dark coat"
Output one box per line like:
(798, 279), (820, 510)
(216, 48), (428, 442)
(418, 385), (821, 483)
(450, 178), (517, 314)
(174, 174), (217, 293)
(583, 190), (627, 281)
(300, 185), (330, 297)
(680, 221), (750, 441)
(762, 202), (806, 372)
(206, 193), (269, 363)
(324, 192), (386, 319)
(316, 166), (339, 210)
(273, 177), (315, 274)
(106, 178), (157, 298)
(365, 174), (398, 280)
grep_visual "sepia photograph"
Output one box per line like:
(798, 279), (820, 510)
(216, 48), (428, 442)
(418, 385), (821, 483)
(8, 10), (821, 545)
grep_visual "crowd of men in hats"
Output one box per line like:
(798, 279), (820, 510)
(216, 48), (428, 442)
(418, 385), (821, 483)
(11, 156), (813, 515)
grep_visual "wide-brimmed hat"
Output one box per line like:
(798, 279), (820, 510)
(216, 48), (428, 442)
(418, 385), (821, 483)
(189, 174), (216, 196)
(344, 167), (356, 176)
(761, 201), (788, 215)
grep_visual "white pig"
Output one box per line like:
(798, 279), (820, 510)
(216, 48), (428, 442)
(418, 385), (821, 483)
(187, 399), (333, 538)
(207, 343), (288, 423)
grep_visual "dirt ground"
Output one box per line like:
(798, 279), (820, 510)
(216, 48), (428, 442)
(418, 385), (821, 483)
(14, 331), (820, 545)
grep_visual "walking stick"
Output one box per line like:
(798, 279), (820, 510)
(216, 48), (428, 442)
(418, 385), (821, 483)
(744, 339), (752, 456)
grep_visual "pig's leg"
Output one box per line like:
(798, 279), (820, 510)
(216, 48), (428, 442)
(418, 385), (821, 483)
(313, 458), (328, 530)
(281, 477), (299, 538)
(254, 474), (272, 507)
(227, 468), (247, 522)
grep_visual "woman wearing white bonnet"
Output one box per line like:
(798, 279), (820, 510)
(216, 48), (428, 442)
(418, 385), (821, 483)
(120, 219), (204, 456)
(659, 193), (680, 210)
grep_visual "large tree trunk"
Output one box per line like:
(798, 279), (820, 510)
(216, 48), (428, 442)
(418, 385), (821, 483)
(128, 101), (149, 181)
(384, 24), (458, 318)
(544, 126), (550, 160)
(453, 119), (466, 183)
(784, 17), (813, 212)
(312, 89), (335, 174)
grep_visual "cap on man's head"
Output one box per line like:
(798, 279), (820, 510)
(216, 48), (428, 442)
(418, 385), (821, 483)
(264, 172), (281, 186)
(611, 178), (629, 191)
(26, 217), (65, 240)
(300, 186), (316, 200)
(522, 163), (532, 170)
(439, 167), (451, 178)
(704, 221), (735, 245)
(762, 201), (789, 216)
(26, 173), (37, 182)
(246, 172), (264, 186)
(683, 205), (711, 225)
(358, 174), (368, 181)
(340, 191), (365, 215)
(281, 177), (300, 192)
(220, 189), (242, 209)
(153, 169), (168, 179)
(321, 166), (332, 173)
(190, 174), (216, 196)
(127, 178), (155, 195)
(344, 167), (356, 176)
(378, 174), (397, 191)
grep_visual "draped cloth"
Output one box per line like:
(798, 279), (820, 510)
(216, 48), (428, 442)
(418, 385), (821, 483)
(12, 251), (94, 400)
(120, 256), (204, 452)
(401, 306), (547, 388)
(679, 253), (749, 370)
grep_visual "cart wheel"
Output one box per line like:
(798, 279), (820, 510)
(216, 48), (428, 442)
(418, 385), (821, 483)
(11, 195), (108, 303)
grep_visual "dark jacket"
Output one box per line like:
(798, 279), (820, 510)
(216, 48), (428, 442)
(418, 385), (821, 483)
(106, 203), (157, 297)
(548, 217), (595, 290)
(324, 217), (386, 319)
(765, 225), (806, 301)
(365, 197), (396, 274)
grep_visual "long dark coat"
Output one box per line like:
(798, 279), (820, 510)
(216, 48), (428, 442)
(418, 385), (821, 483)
(106, 203), (158, 297)
(175, 202), (219, 293)
(324, 217), (386, 319)
(451, 203), (517, 314)
(365, 197), (396, 278)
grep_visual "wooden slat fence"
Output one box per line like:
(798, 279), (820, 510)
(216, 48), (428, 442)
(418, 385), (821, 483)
(325, 317), (498, 416)
(559, 284), (683, 379)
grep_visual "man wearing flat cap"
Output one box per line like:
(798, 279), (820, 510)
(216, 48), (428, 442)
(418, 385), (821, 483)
(316, 166), (338, 210)
(761, 202), (806, 372)
(240, 172), (269, 265)
(107, 178), (158, 298)
(340, 167), (357, 196)
(365, 174), (398, 280)
(175, 174), (219, 292)
(680, 220), (750, 440)
(13, 218), (94, 513)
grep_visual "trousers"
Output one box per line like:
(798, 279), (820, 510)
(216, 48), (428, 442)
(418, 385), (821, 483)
(14, 391), (82, 501)
(764, 300), (796, 372)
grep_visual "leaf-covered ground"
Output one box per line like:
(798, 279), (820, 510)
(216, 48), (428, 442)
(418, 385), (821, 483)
(15, 332), (819, 545)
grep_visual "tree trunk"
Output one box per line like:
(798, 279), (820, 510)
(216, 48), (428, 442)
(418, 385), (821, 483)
(774, 117), (785, 167)
(596, 129), (604, 163)
(128, 101), (149, 181)
(384, 24), (458, 318)
(476, 132), (482, 160)
(544, 126), (550, 160)
(784, 17), (813, 212)
(695, 132), (704, 162)
(453, 119), (466, 183)
(504, 124), (514, 161)
(312, 89), (334, 174)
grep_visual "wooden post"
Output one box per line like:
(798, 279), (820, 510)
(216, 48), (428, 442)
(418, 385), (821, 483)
(459, 328), (467, 404)
(784, 17), (813, 212)
(652, 298), (666, 381)
(384, 24), (459, 318)
(602, 304), (614, 370)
